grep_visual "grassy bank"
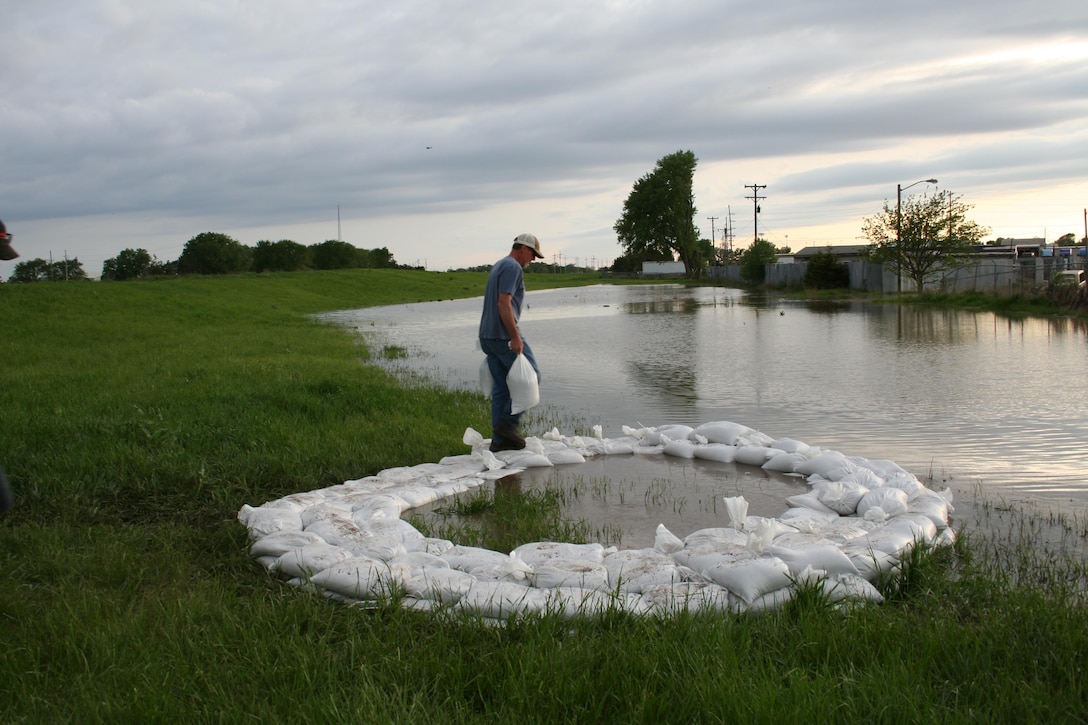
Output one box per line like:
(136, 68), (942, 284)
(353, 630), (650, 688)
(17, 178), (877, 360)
(2, 270), (1087, 723)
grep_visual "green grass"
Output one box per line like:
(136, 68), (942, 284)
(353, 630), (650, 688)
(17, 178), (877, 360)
(2, 269), (1087, 723)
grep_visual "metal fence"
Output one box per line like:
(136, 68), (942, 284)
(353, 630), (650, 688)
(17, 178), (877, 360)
(705, 257), (1085, 295)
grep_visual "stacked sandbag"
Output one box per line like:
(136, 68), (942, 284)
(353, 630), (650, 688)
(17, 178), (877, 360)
(238, 421), (954, 620)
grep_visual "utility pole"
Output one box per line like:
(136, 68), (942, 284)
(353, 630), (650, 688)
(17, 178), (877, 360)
(726, 206), (735, 254)
(745, 184), (766, 243)
(706, 216), (718, 262)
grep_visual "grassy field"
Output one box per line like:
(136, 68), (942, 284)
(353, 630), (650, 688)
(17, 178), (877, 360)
(2, 270), (1087, 723)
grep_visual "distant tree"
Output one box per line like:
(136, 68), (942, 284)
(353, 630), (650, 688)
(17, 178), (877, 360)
(177, 232), (252, 275)
(803, 248), (851, 289)
(252, 239), (310, 272)
(9, 257), (87, 283)
(738, 238), (777, 284)
(862, 190), (988, 292)
(614, 150), (704, 278)
(363, 246), (397, 269)
(101, 248), (153, 281)
(310, 240), (362, 270)
(148, 258), (178, 276)
(1055, 233), (1077, 246)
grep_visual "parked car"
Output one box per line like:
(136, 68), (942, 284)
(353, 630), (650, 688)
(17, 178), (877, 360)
(1054, 269), (1086, 289)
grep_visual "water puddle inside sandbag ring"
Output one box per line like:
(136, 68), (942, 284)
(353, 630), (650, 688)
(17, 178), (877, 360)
(408, 448), (813, 550)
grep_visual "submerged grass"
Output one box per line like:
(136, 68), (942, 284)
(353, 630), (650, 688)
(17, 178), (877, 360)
(2, 269), (1087, 723)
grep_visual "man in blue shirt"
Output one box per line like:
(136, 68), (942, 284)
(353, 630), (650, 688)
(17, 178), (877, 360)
(478, 233), (544, 452)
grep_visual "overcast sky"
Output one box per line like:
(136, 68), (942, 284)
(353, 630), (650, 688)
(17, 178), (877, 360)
(3, 0), (1087, 276)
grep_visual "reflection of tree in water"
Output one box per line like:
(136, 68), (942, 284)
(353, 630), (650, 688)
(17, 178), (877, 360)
(622, 292), (700, 406)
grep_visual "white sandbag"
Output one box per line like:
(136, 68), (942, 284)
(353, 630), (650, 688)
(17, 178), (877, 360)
(883, 472), (928, 500)
(891, 513), (939, 545)
(532, 560), (610, 590)
(249, 530), (325, 558)
(778, 506), (839, 526)
(603, 548), (685, 593)
(642, 581), (734, 614)
(794, 451), (857, 480)
(303, 516), (363, 547)
(804, 517), (877, 543)
(546, 448), (587, 465)
(467, 552), (535, 583)
(692, 421), (753, 445)
(762, 451), (807, 473)
(858, 458), (911, 479)
(837, 468), (886, 488)
(767, 543), (860, 578)
(439, 545), (514, 573)
(491, 449), (553, 468)
(769, 437), (812, 455)
(390, 551), (450, 576)
(384, 485), (440, 509)
(309, 557), (408, 600)
(343, 532), (407, 562)
(654, 523), (684, 554)
(238, 504), (302, 538)
(692, 443), (737, 463)
(662, 437), (697, 459)
(642, 424), (695, 446)
(822, 573), (884, 604)
(813, 481), (870, 516)
(740, 586), (795, 613)
(908, 492), (952, 529)
(701, 556), (793, 604)
(299, 502), (355, 528)
(671, 542), (757, 573)
(350, 494), (408, 522)
(856, 487), (910, 518)
(683, 527), (750, 549)
(734, 445), (774, 466)
(844, 546), (899, 580)
(739, 431), (775, 447)
(512, 541), (607, 567)
(785, 491), (840, 516)
(849, 518), (928, 559)
(272, 542), (355, 579)
(405, 567), (477, 604)
(457, 580), (550, 618)
(544, 588), (651, 618)
(479, 358), (493, 397)
(508, 353), (540, 415)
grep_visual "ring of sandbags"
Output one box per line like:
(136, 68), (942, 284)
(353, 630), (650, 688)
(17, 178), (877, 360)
(238, 421), (954, 620)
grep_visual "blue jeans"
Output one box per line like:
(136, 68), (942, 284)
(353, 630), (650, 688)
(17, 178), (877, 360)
(479, 337), (540, 439)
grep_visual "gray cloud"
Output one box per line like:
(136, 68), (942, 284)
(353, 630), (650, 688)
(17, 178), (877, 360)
(3, 0), (1087, 272)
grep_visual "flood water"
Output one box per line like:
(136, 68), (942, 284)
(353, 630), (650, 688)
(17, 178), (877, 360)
(321, 284), (1088, 548)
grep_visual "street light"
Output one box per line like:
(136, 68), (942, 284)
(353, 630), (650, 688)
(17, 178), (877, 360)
(896, 178), (938, 293)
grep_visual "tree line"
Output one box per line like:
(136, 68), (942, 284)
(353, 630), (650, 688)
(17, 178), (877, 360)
(6, 232), (409, 283)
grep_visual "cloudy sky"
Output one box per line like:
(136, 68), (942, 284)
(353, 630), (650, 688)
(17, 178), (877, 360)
(3, 0), (1087, 276)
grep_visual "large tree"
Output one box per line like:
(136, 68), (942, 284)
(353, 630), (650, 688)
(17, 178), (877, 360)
(738, 238), (778, 284)
(177, 232), (252, 275)
(101, 248), (152, 281)
(252, 239), (310, 272)
(862, 190), (988, 292)
(614, 150), (704, 277)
